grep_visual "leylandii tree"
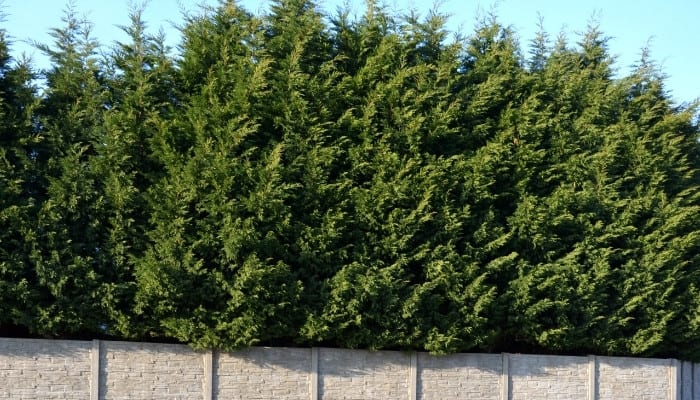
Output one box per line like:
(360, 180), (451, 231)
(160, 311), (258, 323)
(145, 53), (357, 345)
(601, 52), (700, 357)
(301, 6), (505, 352)
(256, 0), (346, 338)
(134, 1), (302, 348)
(28, 6), (110, 336)
(0, 18), (40, 334)
(95, 5), (178, 336)
(503, 24), (627, 353)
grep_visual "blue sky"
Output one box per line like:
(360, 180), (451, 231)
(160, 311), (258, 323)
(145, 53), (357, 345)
(3, 0), (698, 105)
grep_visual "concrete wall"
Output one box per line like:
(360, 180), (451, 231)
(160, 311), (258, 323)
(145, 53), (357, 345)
(0, 337), (698, 400)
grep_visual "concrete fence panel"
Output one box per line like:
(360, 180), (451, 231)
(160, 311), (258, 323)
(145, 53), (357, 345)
(417, 352), (501, 400)
(509, 354), (589, 400)
(99, 341), (205, 400)
(318, 348), (410, 400)
(214, 346), (310, 400)
(0, 338), (92, 400)
(596, 356), (673, 400)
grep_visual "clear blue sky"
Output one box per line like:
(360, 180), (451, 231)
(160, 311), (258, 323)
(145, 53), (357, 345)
(3, 0), (698, 105)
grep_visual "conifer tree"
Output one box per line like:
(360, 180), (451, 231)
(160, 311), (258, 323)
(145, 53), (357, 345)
(0, 18), (40, 334)
(503, 24), (623, 353)
(598, 52), (700, 357)
(257, 0), (351, 341)
(134, 1), (301, 348)
(28, 5), (110, 335)
(95, 5), (178, 336)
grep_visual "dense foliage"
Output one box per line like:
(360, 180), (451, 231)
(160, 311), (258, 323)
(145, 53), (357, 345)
(1, 0), (698, 360)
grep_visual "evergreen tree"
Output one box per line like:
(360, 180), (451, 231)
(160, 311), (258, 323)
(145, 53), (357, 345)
(28, 5), (110, 335)
(134, 1), (301, 349)
(0, 17), (40, 334)
(95, 5), (178, 337)
(599, 51), (700, 358)
(504, 24), (624, 353)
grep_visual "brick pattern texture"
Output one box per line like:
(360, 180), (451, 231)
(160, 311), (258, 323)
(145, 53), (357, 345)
(99, 341), (204, 400)
(509, 355), (588, 400)
(319, 348), (410, 400)
(214, 347), (310, 400)
(0, 338), (91, 400)
(597, 356), (672, 400)
(418, 353), (501, 400)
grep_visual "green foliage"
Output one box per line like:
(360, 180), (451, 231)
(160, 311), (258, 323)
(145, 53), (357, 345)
(96, 5), (178, 336)
(0, 21), (41, 333)
(0, 1), (698, 360)
(27, 5), (110, 335)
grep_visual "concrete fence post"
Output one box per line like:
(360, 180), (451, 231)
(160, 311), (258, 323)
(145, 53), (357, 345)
(500, 353), (510, 400)
(90, 340), (100, 400)
(588, 355), (597, 400)
(670, 359), (680, 400)
(311, 347), (319, 400)
(203, 349), (213, 400)
(409, 352), (418, 400)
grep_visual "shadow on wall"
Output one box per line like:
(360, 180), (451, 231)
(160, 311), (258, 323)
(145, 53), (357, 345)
(0, 337), (91, 358)
(215, 346), (314, 372)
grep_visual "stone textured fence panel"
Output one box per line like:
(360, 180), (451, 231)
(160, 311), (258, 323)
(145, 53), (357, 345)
(0, 339), (91, 400)
(508, 354), (589, 400)
(0, 337), (698, 399)
(99, 341), (205, 400)
(214, 346), (311, 400)
(596, 356), (673, 400)
(417, 352), (501, 400)
(318, 348), (410, 400)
